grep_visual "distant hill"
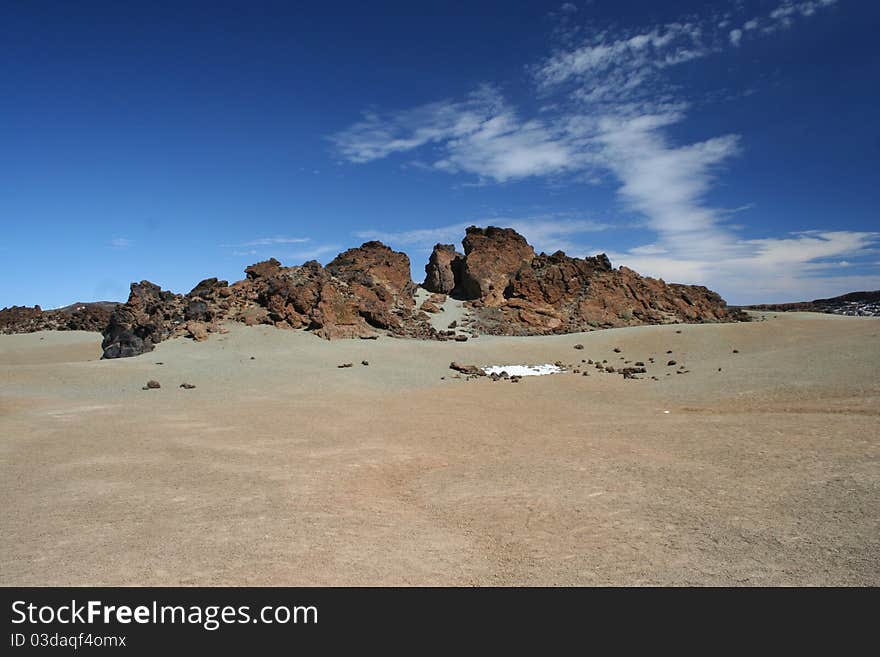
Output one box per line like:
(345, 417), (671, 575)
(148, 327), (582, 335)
(742, 290), (880, 316)
(52, 301), (121, 314)
(0, 301), (120, 334)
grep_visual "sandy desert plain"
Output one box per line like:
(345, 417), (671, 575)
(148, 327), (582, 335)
(1, 310), (878, 586)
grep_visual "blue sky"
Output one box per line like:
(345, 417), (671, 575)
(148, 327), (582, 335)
(1, 0), (878, 307)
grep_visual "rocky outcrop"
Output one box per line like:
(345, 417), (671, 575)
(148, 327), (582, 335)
(423, 244), (463, 294)
(4, 225), (743, 356)
(99, 241), (435, 358)
(432, 226), (744, 335)
(101, 281), (186, 358)
(460, 227), (535, 305)
(0, 302), (117, 335)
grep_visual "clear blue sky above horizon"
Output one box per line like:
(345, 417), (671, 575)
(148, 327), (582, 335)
(1, 0), (878, 307)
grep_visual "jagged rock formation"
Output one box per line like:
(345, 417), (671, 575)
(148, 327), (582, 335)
(459, 227), (536, 305)
(100, 241), (435, 358)
(445, 226), (744, 335)
(2, 226), (744, 356)
(423, 243), (463, 294)
(0, 302), (117, 335)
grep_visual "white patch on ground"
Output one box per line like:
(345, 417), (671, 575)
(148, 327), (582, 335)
(482, 364), (564, 377)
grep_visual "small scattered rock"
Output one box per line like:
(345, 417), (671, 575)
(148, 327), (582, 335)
(675, 330), (682, 334)
(338, 363), (353, 368)
(450, 362), (484, 376)
(454, 335), (469, 342)
(613, 347), (621, 353)
(667, 360), (677, 366)
(361, 360), (369, 366)
(573, 344), (584, 350)
(447, 320), (457, 329)
(732, 349), (739, 353)
(144, 380), (160, 389)
(179, 383), (196, 389)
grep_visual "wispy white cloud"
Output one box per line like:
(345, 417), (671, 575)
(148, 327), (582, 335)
(731, 0), (838, 44)
(533, 20), (710, 91)
(596, 112), (741, 247)
(286, 244), (342, 262)
(224, 236), (310, 248)
(110, 237), (132, 248)
(331, 86), (593, 182)
(611, 230), (880, 304)
(729, 28), (743, 46)
(221, 235), (341, 264)
(329, 86), (502, 164)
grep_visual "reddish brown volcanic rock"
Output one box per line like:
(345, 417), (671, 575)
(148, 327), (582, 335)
(99, 241), (435, 357)
(324, 241), (417, 337)
(447, 226), (744, 335)
(4, 226), (742, 357)
(423, 243), (463, 294)
(460, 226), (535, 306)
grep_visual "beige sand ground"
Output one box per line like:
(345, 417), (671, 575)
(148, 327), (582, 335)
(1, 312), (877, 585)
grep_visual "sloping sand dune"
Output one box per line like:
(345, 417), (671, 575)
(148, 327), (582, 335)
(1, 312), (878, 585)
